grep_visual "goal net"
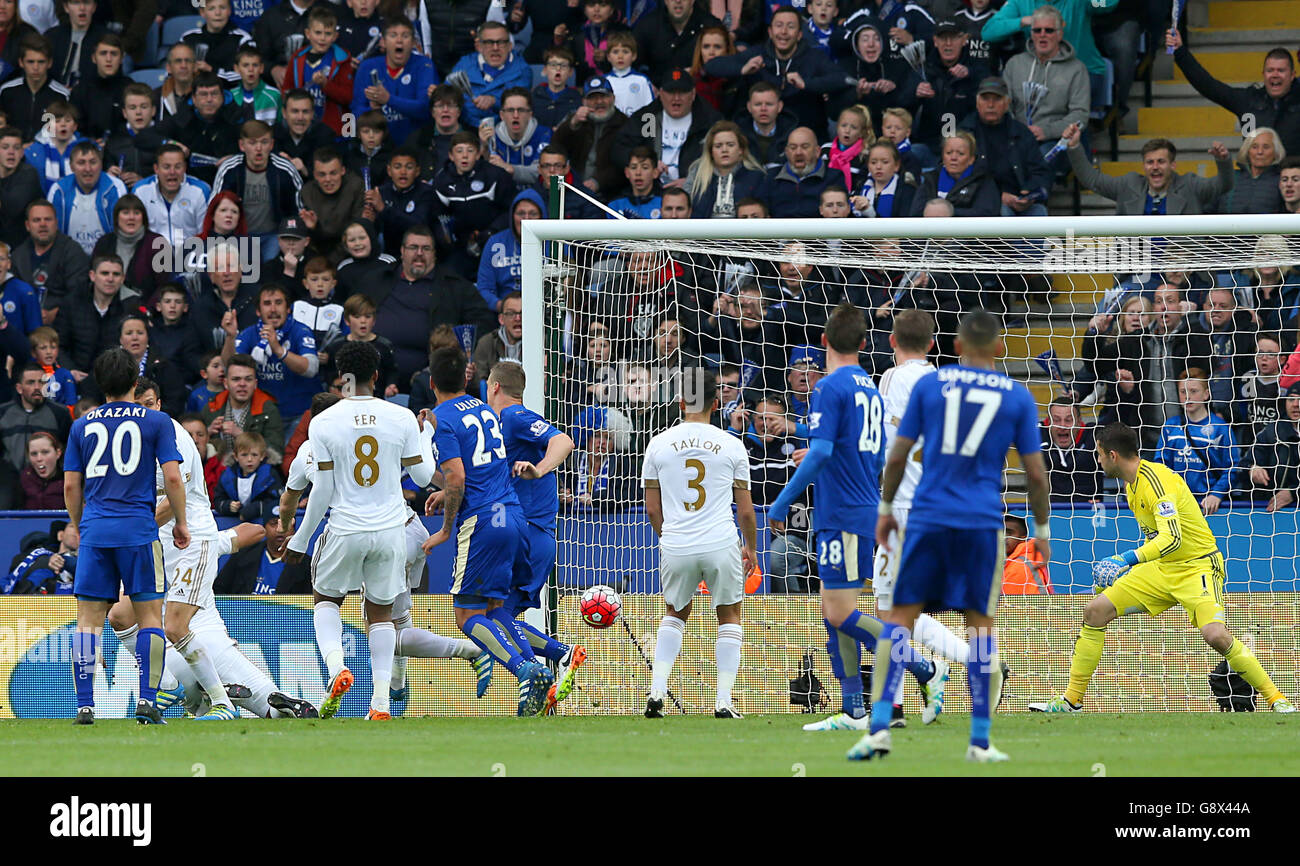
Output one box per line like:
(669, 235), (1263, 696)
(521, 213), (1300, 716)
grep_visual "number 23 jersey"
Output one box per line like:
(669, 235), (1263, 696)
(433, 395), (520, 523)
(807, 365), (886, 535)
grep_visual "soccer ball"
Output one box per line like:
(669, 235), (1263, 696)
(580, 585), (622, 629)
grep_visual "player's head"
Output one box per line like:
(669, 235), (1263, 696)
(335, 340), (380, 395)
(953, 310), (1001, 364)
(486, 361), (525, 413)
(1095, 422), (1140, 477)
(1004, 513), (1028, 555)
(310, 391), (341, 419)
(891, 309), (934, 356)
(429, 345), (468, 396)
(134, 376), (160, 409)
(681, 367), (719, 416)
(821, 303), (867, 355)
(93, 347), (139, 401)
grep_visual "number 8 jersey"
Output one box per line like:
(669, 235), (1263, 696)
(806, 365), (886, 534)
(433, 394), (521, 522)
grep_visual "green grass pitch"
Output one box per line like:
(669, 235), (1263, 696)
(2, 714), (1297, 776)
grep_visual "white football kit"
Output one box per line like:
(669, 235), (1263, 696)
(872, 358), (934, 610)
(158, 418), (222, 609)
(641, 422), (751, 610)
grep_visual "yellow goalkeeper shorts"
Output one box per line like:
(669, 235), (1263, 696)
(1102, 552), (1226, 628)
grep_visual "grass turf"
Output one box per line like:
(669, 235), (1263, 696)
(2, 713), (1297, 776)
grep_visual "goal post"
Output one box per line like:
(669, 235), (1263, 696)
(521, 214), (1300, 715)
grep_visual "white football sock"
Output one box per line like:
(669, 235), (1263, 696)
(397, 627), (477, 658)
(715, 623), (742, 708)
(914, 614), (970, 664)
(650, 616), (686, 698)
(175, 631), (234, 709)
(113, 625), (138, 654)
(391, 613), (411, 691)
(164, 647), (198, 711)
(894, 662), (907, 706)
(313, 601), (345, 679)
(368, 622), (396, 713)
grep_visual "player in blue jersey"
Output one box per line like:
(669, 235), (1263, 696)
(767, 304), (940, 733)
(423, 346), (555, 716)
(483, 361), (587, 714)
(64, 348), (190, 725)
(849, 311), (1052, 763)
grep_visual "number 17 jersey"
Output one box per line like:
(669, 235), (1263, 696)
(807, 365), (885, 534)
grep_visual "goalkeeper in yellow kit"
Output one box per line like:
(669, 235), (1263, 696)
(1030, 422), (1296, 714)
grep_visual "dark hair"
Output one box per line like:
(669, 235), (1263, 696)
(501, 86), (532, 109)
(154, 142), (186, 164)
(25, 199), (54, 219)
(93, 347), (138, 399)
(19, 34), (52, 61)
(90, 252), (124, 272)
(359, 109), (388, 132)
(431, 84), (462, 106)
(257, 283), (290, 304)
(626, 145), (656, 165)
(226, 352), (258, 375)
(756, 391), (788, 411)
(1265, 47), (1295, 70)
(769, 5), (803, 24)
(540, 144), (569, 161)
(489, 361), (525, 398)
(1004, 513), (1028, 533)
(661, 187), (690, 205)
(69, 140), (100, 162)
(122, 82), (154, 103)
(112, 193), (147, 227)
(391, 143), (422, 164)
(1048, 395), (1078, 412)
(823, 303), (866, 353)
(449, 130), (480, 150)
(683, 367), (718, 412)
(956, 309), (1000, 350)
(1096, 422), (1140, 458)
(193, 71), (224, 92)
(158, 283), (188, 299)
(383, 15), (415, 34)
(401, 224), (435, 245)
(312, 145), (343, 167)
(178, 412), (207, 427)
(892, 309), (934, 352)
(748, 80), (781, 99)
(429, 345), (468, 393)
(119, 312), (151, 337)
(311, 391), (341, 417)
(1279, 155), (1300, 172)
(45, 99), (76, 120)
(94, 32), (125, 53)
(0, 125), (22, 142)
(284, 87), (314, 106)
(335, 340), (380, 385)
(542, 46), (575, 65)
(1140, 138), (1177, 161)
(1257, 331), (1282, 348)
(734, 196), (767, 214)
(234, 44), (262, 64)
(19, 361), (45, 379)
(134, 375), (160, 401)
(305, 4), (338, 27)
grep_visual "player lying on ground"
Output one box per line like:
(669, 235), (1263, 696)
(483, 362), (586, 714)
(276, 390), (493, 708)
(766, 304), (942, 733)
(1030, 422), (1296, 715)
(67, 348), (189, 726)
(851, 311), (1052, 763)
(422, 345), (554, 716)
(642, 368), (758, 719)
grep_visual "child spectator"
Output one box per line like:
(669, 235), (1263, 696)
(69, 33), (131, 140)
(880, 106), (927, 180)
(821, 104), (876, 193)
(367, 145), (432, 259)
(1240, 334), (1285, 437)
(178, 411), (222, 506)
(605, 30), (654, 117)
(187, 352), (226, 414)
(24, 100), (86, 194)
(486, 87), (551, 185)
(850, 140), (918, 218)
(532, 47), (581, 130)
(216, 430), (282, 521)
(343, 109), (392, 186)
(1245, 384), (1300, 512)
(607, 145), (662, 218)
(337, 0), (385, 62)
(412, 85), (465, 176)
(805, 0), (841, 59)
(955, 0), (1004, 75)
(557, 0), (622, 81)
(28, 326), (76, 406)
(691, 25), (737, 116)
(104, 84), (163, 188)
(430, 131), (516, 266)
(1156, 369), (1241, 514)
(182, 0), (255, 85)
(286, 5), (357, 136)
(477, 191), (545, 310)
(292, 256), (345, 348)
(351, 16), (439, 147)
(228, 46), (283, 125)
(151, 283), (208, 384)
(320, 293), (398, 395)
(3, 519), (78, 594)
(334, 219), (396, 299)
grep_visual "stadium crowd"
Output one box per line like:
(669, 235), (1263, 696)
(2, 0), (1299, 596)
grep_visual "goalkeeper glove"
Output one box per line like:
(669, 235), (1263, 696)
(1092, 555), (1132, 587)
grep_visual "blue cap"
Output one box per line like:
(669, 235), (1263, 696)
(789, 344), (825, 370)
(583, 76), (613, 96)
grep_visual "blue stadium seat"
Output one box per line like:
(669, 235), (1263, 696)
(143, 17), (162, 65)
(129, 67), (167, 89)
(159, 15), (202, 65)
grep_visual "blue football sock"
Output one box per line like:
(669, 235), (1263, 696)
(512, 617), (570, 663)
(869, 623), (911, 733)
(824, 618), (865, 718)
(486, 608), (537, 662)
(969, 632), (997, 749)
(836, 609), (881, 653)
(135, 627), (165, 704)
(72, 630), (97, 709)
(462, 614), (526, 676)
(905, 656), (936, 685)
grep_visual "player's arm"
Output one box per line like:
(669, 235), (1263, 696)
(279, 486), (303, 533)
(875, 432), (913, 546)
(766, 437), (832, 530)
(519, 431), (575, 478)
(160, 459), (190, 549)
(63, 470), (85, 528)
(644, 483), (663, 535)
(423, 457), (463, 551)
(156, 495), (174, 525)
(733, 484), (758, 572)
(287, 441), (334, 559)
(1020, 451), (1052, 562)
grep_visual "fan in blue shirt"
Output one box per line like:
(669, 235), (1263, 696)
(853, 310), (1052, 764)
(62, 348), (190, 725)
(425, 346), (554, 715)
(231, 285), (322, 424)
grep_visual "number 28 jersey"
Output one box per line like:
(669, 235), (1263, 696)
(433, 395), (520, 523)
(807, 365), (886, 534)
(310, 396), (428, 533)
(63, 402), (183, 547)
(898, 365), (1040, 531)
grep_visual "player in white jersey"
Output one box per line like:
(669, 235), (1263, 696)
(284, 342), (439, 720)
(641, 369), (758, 719)
(279, 393), (492, 709)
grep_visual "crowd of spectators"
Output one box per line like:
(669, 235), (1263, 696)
(0, 0), (1298, 596)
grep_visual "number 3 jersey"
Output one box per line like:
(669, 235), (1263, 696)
(433, 394), (521, 523)
(310, 396), (431, 533)
(898, 365), (1040, 532)
(806, 365), (886, 535)
(641, 421), (750, 555)
(63, 402), (183, 547)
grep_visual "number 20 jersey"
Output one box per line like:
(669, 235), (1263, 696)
(433, 395), (520, 523)
(897, 365), (1040, 532)
(806, 365), (886, 535)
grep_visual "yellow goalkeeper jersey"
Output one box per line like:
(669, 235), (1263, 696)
(1125, 459), (1219, 564)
